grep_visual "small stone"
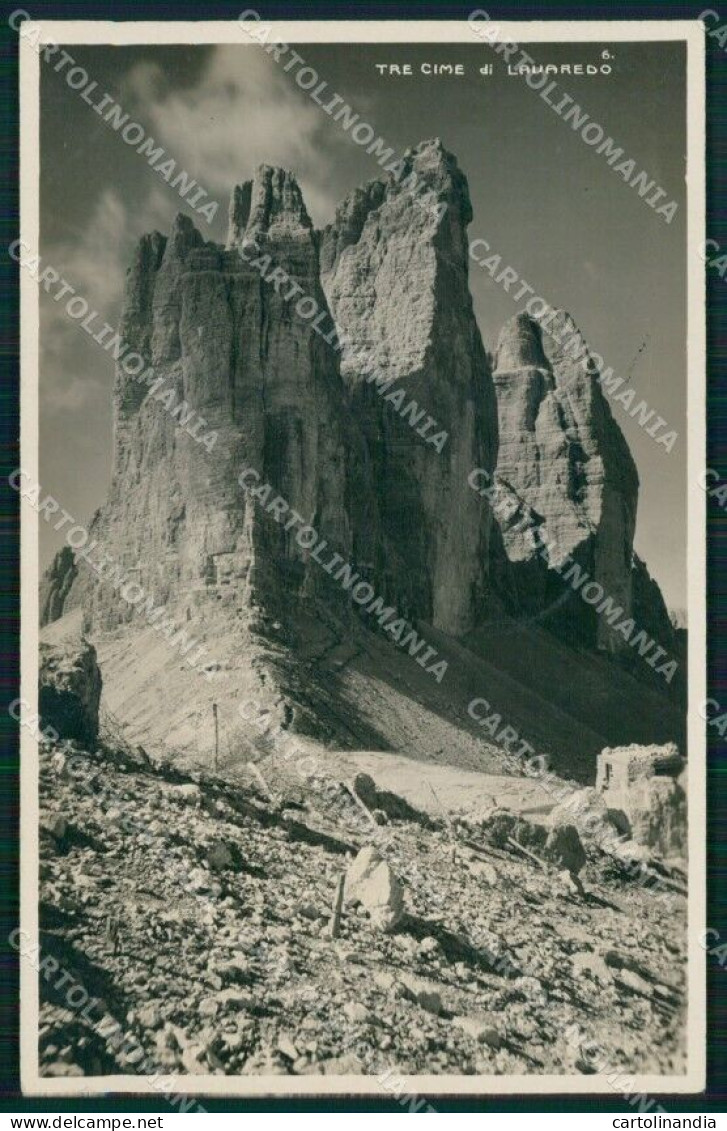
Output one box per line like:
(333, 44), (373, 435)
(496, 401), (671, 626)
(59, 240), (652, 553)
(296, 902), (324, 920)
(187, 867), (214, 893)
(468, 857), (498, 885)
(216, 988), (252, 1008)
(398, 973), (443, 1015)
(51, 751), (68, 777)
(44, 1063), (84, 1077)
(158, 1023), (178, 1050)
(41, 815), (67, 840)
(320, 1053), (364, 1075)
(415, 988), (442, 1015)
(453, 1014), (503, 1048)
(343, 1001), (371, 1024)
(175, 783), (201, 805)
(653, 983), (680, 1003)
(373, 970), (396, 991)
(277, 1034), (299, 1061)
(215, 958), (249, 985)
(514, 975), (547, 1004)
(222, 1031), (246, 1053)
(180, 1044), (208, 1074)
(417, 936), (440, 960)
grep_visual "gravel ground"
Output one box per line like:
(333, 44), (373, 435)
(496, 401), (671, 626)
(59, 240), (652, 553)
(37, 738), (687, 1081)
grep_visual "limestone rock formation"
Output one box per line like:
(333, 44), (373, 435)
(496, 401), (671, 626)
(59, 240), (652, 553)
(624, 775), (687, 860)
(39, 636), (102, 746)
(39, 545), (78, 626)
(491, 310), (639, 652)
(59, 168), (358, 635)
(344, 845), (405, 932)
(321, 138), (497, 635)
(594, 742), (687, 859)
(38, 140), (685, 771)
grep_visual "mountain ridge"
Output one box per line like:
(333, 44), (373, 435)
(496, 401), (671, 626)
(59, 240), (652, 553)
(40, 138), (685, 777)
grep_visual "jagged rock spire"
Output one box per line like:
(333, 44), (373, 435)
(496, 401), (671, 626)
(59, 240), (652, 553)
(226, 165), (312, 250)
(491, 309), (641, 653)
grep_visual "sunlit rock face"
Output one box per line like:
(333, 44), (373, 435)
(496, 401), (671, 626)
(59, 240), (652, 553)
(321, 139), (498, 636)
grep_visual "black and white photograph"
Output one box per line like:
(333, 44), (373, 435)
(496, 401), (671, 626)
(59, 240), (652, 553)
(14, 16), (706, 1102)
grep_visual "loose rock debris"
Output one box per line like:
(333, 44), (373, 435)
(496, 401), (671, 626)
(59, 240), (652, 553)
(37, 739), (686, 1079)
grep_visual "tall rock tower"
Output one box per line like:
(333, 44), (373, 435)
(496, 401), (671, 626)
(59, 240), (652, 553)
(320, 139), (498, 636)
(64, 168), (358, 632)
(490, 310), (640, 651)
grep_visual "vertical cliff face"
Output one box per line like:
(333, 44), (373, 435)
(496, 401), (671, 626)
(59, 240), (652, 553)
(39, 545), (78, 627)
(320, 139), (497, 637)
(491, 311), (639, 652)
(39, 143), (680, 733)
(72, 167), (357, 632)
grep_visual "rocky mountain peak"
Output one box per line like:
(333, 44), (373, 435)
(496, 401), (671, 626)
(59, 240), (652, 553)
(39, 140), (683, 770)
(319, 180), (386, 275)
(491, 307), (647, 654)
(495, 312), (550, 373)
(226, 181), (253, 248)
(320, 139), (496, 635)
(227, 165), (313, 251)
(398, 137), (473, 225)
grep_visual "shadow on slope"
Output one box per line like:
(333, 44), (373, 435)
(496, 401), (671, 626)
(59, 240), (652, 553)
(45, 592), (684, 788)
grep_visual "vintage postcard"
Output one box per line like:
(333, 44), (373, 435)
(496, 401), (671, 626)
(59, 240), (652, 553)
(16, 17), (706, 1100)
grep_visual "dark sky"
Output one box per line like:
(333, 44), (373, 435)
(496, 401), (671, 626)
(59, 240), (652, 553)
(39, 38), (688, 610)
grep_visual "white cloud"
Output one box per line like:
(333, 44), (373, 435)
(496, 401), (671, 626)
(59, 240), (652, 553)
(54, 187), (128, 311)
(123, 45), (341, 226)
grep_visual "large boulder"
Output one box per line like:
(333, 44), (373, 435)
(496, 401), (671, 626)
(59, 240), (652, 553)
(351, 772), (377, 810)
(39, 637), (102, 747)
(543, 822), (587, 875)
(344, 845), (404, 932)
(623, 776), (687, 859)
